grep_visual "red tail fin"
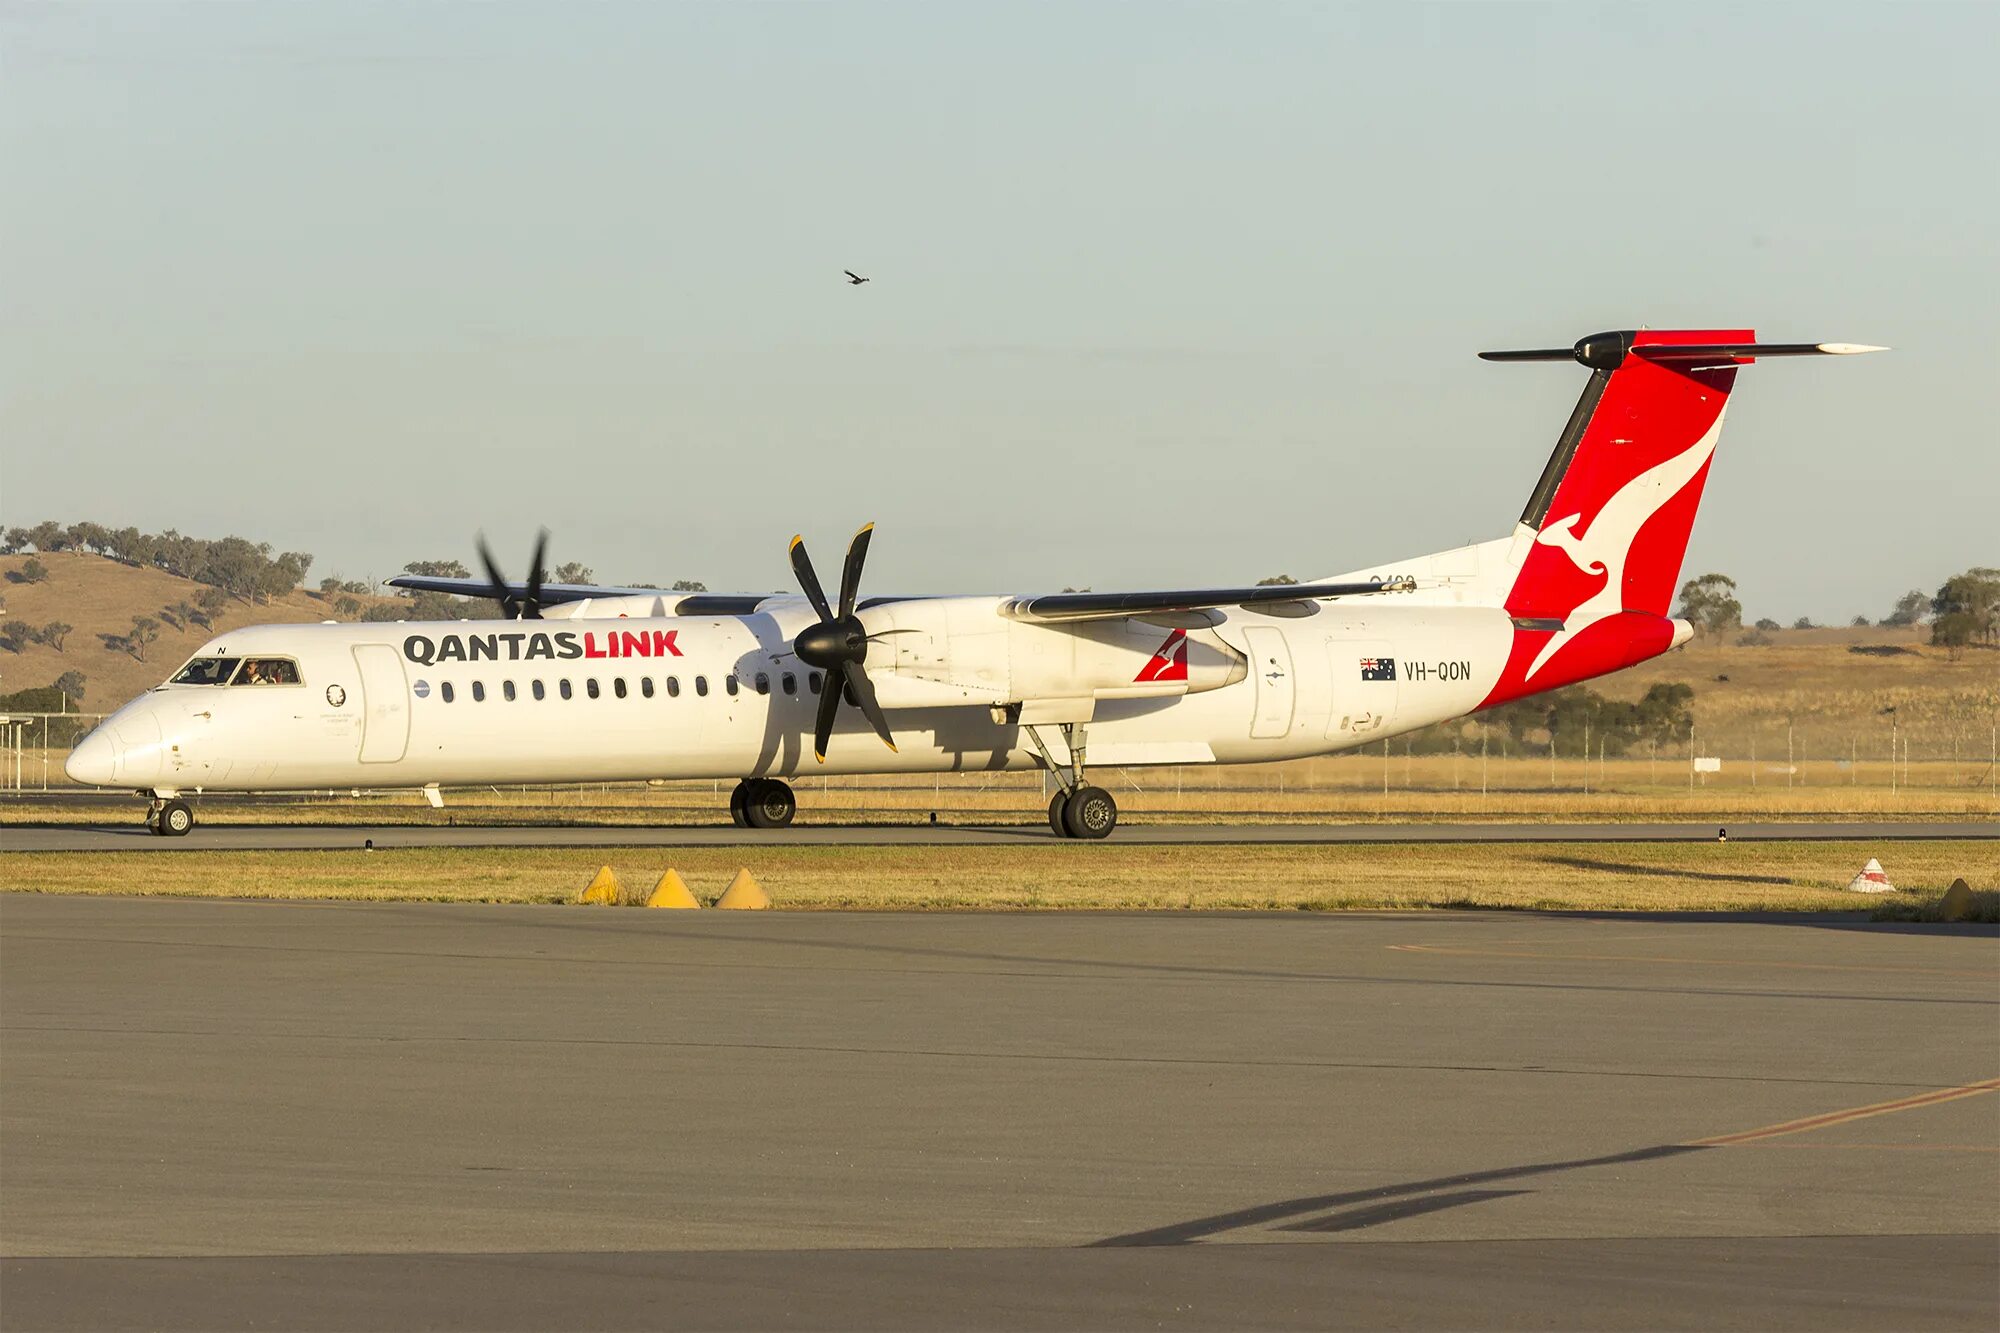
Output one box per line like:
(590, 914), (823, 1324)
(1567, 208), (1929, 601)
(1483, 329), (1750, 704)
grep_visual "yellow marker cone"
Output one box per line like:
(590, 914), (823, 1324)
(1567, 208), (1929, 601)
(579, 865), (622, 905)
(1937, 878), (1976, 922)
(645, 869), (702, 910)
(714, 867), (770, 910)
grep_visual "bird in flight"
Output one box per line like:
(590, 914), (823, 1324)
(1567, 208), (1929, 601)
(844, 270), (870, 285)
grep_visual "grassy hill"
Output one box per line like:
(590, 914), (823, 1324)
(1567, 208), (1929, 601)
(0, 551), (407, 713)
(1, 551), (1993, 766)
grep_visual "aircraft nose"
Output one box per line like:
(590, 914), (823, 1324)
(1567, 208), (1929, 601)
(65, 727), (120, 787)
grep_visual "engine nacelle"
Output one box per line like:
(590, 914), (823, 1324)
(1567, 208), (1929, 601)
(864, 597), (1245, 711)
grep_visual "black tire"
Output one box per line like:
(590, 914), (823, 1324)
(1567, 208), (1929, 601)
(159, 798), (195, 838)
(729, 780), (752, 828)
(744, 779), (796, 830)
(1062, 786), (1117, 840)
(1048, 791), (1072, 838)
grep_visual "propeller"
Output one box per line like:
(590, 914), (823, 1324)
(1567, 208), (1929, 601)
(789, 523), (897, 762)
(476, 529), (550, 620)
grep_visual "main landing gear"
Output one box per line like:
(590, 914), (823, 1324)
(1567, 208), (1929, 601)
(729, 778), (797, 830)
(1026, 723), (1117, 840)
(147, 793), (195, 837)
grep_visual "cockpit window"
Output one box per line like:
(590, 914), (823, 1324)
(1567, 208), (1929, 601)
(231, 657), (302, 686)
(170, 657), (240, 686)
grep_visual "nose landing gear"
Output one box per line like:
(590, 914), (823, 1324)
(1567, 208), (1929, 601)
(147, 795), (195, 837)
(729, 778), (797, 830)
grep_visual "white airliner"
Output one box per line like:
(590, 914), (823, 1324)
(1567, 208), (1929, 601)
(67, 329), (1879, 837)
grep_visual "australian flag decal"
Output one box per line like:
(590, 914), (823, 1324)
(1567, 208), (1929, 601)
(1359, 657), (1397, 682)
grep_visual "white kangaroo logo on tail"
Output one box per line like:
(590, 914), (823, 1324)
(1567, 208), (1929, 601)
(1524, 415), (1725, 680)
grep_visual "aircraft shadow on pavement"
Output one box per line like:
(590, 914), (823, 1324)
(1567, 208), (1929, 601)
(1090, 1143), (1704, 1246)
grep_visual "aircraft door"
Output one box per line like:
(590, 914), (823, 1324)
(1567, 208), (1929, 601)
(1242, 627), (1295, 739)
(353, 644), (410, 764)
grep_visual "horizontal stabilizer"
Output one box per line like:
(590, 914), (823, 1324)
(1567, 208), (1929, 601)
(1480, 331), (1885, 368)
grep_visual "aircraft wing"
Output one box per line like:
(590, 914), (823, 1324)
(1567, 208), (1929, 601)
(996, 579), (1411, 626)
(383, 574), (772, 616)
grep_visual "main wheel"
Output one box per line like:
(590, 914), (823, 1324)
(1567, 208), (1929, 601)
(158, 798), (195, 837)
(728, 780), (752, 828)
(1062, 786), (1117, 840)
(743, 779), (797, 830)
(1048, 791), (1072, 838)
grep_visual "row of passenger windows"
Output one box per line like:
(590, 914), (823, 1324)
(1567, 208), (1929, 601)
(429, 671), (839, 705)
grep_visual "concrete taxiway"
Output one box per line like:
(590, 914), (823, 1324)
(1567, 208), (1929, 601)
(2, 896), (1996, 1329)
(4, 817), (1993, 852)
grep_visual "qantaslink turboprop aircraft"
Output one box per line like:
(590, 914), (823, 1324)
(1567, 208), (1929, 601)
(67, 329), (1880, 838)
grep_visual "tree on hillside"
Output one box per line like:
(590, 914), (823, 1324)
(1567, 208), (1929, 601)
(1256, 574), (1298, 586)
(1753, 618), (1781, 631)
(400, 559), (471, 580)
(194, 587), (229, 627)
(55, 670), (85, 706)
(1675, 574), (1742, 635)
(1883, 589), (1930, 627)
(2, 620), (38, 652)
(333, 595), (363, 619)
(1850, 614), (1871, 627)
(553, 561), (594, 585)
(19, 557), (48, 584)
(672, 579), (707, 592)
(41, 621), (72, 653)
(125, 615), (161, 662)
(1931, 567), (1999, 649)
(1792, 617), (1815, 630)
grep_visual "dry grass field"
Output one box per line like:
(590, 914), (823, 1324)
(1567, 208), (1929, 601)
(3, 840), (1993, 914)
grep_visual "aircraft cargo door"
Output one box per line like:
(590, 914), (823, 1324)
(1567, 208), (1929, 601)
(1242, 627), (1295, 739)
(353, 644), (410, 764)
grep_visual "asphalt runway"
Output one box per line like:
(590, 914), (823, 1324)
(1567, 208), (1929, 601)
(5, 817), (1994, 852)
(2, 898), (1996, 1330)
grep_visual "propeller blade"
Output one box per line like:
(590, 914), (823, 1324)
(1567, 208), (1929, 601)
(789, 535), (834, 623)
(844, 663), (897, 753)
(812, 663), (845, 763)
(523, 528), (548, 619)
(837, 523), (874, 620)
(475, 535), (517, 616)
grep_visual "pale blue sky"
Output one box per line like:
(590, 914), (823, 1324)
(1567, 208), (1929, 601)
(4, 1), (1994, 620)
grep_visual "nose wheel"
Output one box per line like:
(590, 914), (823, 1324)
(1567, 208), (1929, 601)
(148, 796), (195, 837)
(730, 778), (797, 830)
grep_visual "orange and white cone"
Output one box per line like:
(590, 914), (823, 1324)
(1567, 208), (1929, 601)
(1845, 858), (1896, 893)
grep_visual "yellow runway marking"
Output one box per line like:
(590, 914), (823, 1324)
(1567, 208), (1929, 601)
(1387, 943), (1996, 978)
(1687, 1078), (2000, 1147)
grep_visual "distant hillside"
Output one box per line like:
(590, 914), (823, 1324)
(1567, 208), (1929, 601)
(0, 552), (414, 712)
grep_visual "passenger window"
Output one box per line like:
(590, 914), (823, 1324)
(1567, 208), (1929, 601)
(725, 675), (739, 697)
(441, 681), (456, 703)
(640, 678), (654, 699)
(781, 672), (796, 696)
(503, 680), (517, 702)
(614, 678), (627, 699)
(233, 657), (301, 686)
(532, 680), (545, 701)
(170, 657), (239, 686)
(695, 676), (708, 697)
(586, 679), (600, 699)
(754, 672), (770, 695)
(472, 681), (486, 702)
(808, 672), (822, 695)
(667, 676), (681, 698)
(559, 679), (572, 700)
